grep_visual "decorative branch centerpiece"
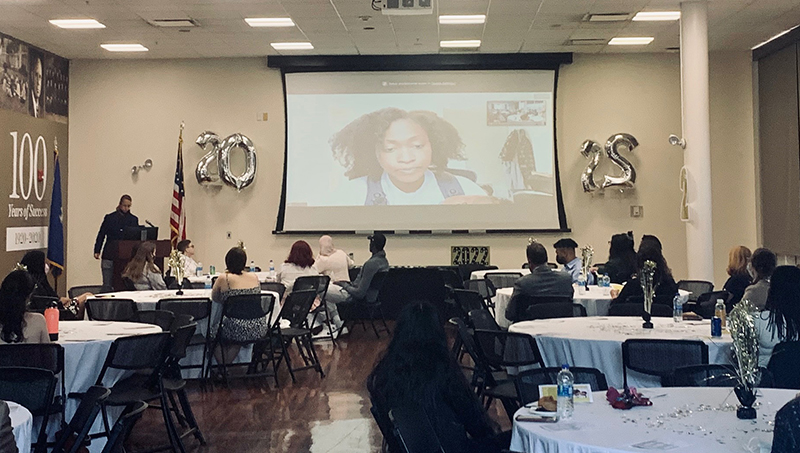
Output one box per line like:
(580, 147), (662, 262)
(581, 245), (593, 289)
(168, 249), (186, 295)
(639, 260), (656, 329)
(728, 298), (759, 419)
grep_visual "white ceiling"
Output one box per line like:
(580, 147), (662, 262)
(0, 0), (799, 59)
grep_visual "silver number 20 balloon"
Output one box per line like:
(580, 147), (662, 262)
(580, 133), (638, 192)
(195, 131), (257, 192)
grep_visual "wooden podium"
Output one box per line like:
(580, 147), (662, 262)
(109, 240), (171, 291)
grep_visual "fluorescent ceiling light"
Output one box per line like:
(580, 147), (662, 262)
(608, 37), (654, 45)
(149, 19), (197, 28)
(632, 11), (680, 21)
(586, 13), (630, 22)
(440, 39), (481, 48)
(49, 19), (105, 29)
(101, 43), (149, 52)
(439, 15), (486, 25)
(245, 17), (295, 27)
(752, 25), (800, 50)
(271, 42), (313, 50)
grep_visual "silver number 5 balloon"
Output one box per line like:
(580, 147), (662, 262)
(195, 131), (258, 192)
(580, 133), (638, 192)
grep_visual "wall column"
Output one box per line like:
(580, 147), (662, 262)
(681, 0), (714, 281)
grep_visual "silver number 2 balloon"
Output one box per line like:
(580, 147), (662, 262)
(195, 131), (258, 192)
(580, 133), (638, 192)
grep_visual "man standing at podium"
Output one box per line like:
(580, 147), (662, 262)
(94, 195), (139, 292)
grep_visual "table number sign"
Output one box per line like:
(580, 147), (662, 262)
(451, 246), (490, 266)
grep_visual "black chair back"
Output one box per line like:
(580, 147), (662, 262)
(468, 309), (500, 331)
(609, 302), (673, 317)
(223, 293), (275, 321)
(29, 295), (59, 313)
(677, 280), (714, 302)
(293, 275), (330, 296)
(483, 272), (522, 289)
(464, 279), (496, 300)
(101, 401), (148, 453)
(457, 264), (497, 282)
(131, 310), (175, 331)
(473, 329), (546, 369)
(668, 364), (739, 387)
(389, 405), (446, 453)
(510, 294), (573, 321)
(277, 289), (317, 329)
(696, 291), (732, 318)
(0, 366), (57, 451)
(365, 271), (388, 305)
(95, 332), (172, 384)
(52, 386), (110, 453)
(260, 282), (286, 301)
(621, 339), (709, 388)
(439, 269), (463, 290)
(453, 289), (487, 318)
(515, 367), (608, 405)
(768, 341), (800, 389)
(69, 284), (104, 298)
(86, 298), (138, 321)
(523, 302), (586, 321)
(0, 343), (65, 428)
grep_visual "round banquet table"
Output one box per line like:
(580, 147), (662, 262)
(508, 317), (732, 389)
(493, 287), (691, 328)
(510, 387), (795, 453)
(90, 288), (214, 310)
(187, 271), (273, 284)
(8, 401), (32, 453)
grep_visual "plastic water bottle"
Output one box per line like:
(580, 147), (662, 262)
(577, 273), (586, 294)
(557, 364), (574, 419)
(195, 263), (203, 277)
(204, 275), (212, 290)
(715, 299), (726, 329)
(673, 293), (683, 322)
(601, 274), (610, 287)
(249, 260), (256, 272)
(269, 260), (276, 280)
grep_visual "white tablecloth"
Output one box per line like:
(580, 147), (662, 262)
(57, 321), (163, 453)
(8, 401), (32, 453)
(470, 268), (530, 280)
(187, 271), (273, 284)
(509, 317), (733, 388)
(511, 387), (795, 453)
(90, 289), (214, 310)
(493, 287), (690, 328)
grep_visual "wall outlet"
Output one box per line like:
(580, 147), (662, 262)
(630, 205), (643, 217)
(226, 231), (232, 239)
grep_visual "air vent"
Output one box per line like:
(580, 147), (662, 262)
(149, 19), (198, 28)
(583, 13), (630, 22)
(568, 38), (607, 45)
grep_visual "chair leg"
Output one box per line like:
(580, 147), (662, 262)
(175, 388), (206, 445)
(303, 334), (325, 378)
(280, 337), (297, 383)
(160, 390), (186, 453)
(378, 305), (391, 335)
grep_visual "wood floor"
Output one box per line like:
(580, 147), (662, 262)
(128, 324), (510, 452)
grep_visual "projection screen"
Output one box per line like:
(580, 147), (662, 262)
(277, 69), (566, 232)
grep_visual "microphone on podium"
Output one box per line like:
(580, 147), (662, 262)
(145, 220), (156, 228)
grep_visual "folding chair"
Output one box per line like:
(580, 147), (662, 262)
(260, 282), (286, 301)
(343, 271), (390, 338)
(621, 339), (709, 388)
(514, 367), (607, 405)
(677, 280), (714, 303)
(100, 401), (147, 453)
(483, 272), (523, 290)
(131, 309), (175, 331)
(157, 298), (212, 381)
(0, 366), (57, 453)
(464, 279), (497, 316)
(389, 405), (446, 453)
(160, 323), (206, 448)
(86, 299), (137, 321)
(69, 285), (104, 298)
(522, 302), (587, 321)
(276, 289), (325, 379)
(294, 275), (336, 344)
(468, 308), (501, 331)
(51, 386), (110, 453)
(669, 364), (739, 387)
(508, 294), (573, 322)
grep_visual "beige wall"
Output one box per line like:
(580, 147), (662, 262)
(67, 52), (756, 289)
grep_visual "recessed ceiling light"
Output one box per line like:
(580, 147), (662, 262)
(270, 42), (313, 50)
(585, 13), (630, 22)
(440, 39), (481, 48)
(149, 19), (197, 28)
(100, 43), (148, 52)
(752, 25), (800, 50)
(608, 37), (654, 45)
(439, 15), (486, 25)
(632, 11), (681, 21)
(49, 19), (105, 29)
(245, 18), (295, 27)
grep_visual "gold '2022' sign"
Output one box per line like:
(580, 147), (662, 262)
(451, 246), (490, 266)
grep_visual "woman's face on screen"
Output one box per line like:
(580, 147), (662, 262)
(377, 118), (433, 192)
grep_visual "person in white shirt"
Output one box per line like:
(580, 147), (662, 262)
(176, 239), (199, 277)
(315, 235), (354, 283)
(277, 241), (319, 296)
(329, 107), (492, 206)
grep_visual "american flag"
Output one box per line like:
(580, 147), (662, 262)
(170, 124), (186, 247)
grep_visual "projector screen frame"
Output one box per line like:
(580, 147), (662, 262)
(270, 53), (573, 235)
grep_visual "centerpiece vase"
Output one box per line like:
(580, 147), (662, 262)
(734, 384), (757, 419)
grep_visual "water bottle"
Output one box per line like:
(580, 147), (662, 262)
(557, 364), (574, 419)
(601, 274), (610, 287)
(673, 293), (683, 322)
(45, 301), (59, 341)
(715, 299), (726, 329)
(204, 275), (212, 290)
(249, 260), (256, 272)
(577, 273), (586, 294)
(269, 259), (276, 280)
(195, 263), (203, 277)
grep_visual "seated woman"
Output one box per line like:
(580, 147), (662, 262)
(20, 250), (89, 320)
(330, 108), (491, 206)
(603, 232), (636, 284)
(278, 241), (319, 296)
(0, 270), (49, 344)
(723, 245), (752, 308)
(121, 242), (166, 291)
(610, 245), (677, 306)
(742, 248), (776, 310)
(367, 301), (503, 453)
(315, 235), (354, 284)
(210, 246), (262, 363)
(176, 239), (199, 277)
(753, 266), (800, 367)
